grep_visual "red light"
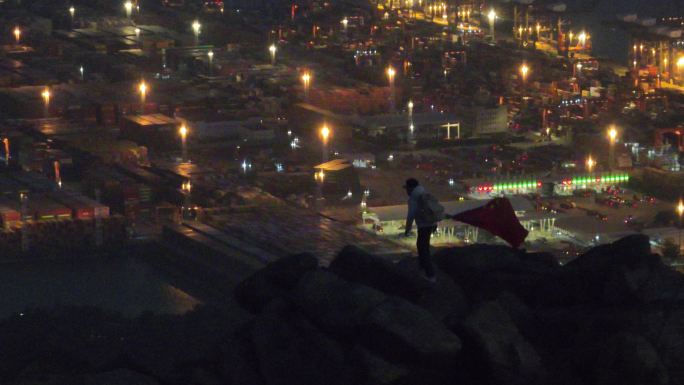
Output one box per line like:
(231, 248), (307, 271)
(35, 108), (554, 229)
(536, 181), (542, 188)
(596, 177), (601, 182)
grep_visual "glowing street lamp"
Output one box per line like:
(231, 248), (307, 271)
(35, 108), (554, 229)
(407, 100), (414, 116)
(387, 66), (396, 112)
(586, 156), (595, 173)
(124, 1), (133, 18)
(341, 17), (349, 32)
(138, 80), (148, 107)
(41, 87), (51, 106)
(269, 44), (277, 65)
(520, 63), (529, 83)
(13, 27), (21, 44)
(192, 20), (201, 44)
(179, 124), (188, 161)
(677, 56), (684, 78)
(607, 125), (618, 170)
(69, 6), (76, 21)
(487, 9), (496, 41)
(301, 71), (311, 99)
(207, 50), (214, 74)
(79, 65), (84, 80)
(536, 23), (541, 38)
(320, 124), (331, 162)
(578, 31), (587, 47)
(41, 87), (50, 117)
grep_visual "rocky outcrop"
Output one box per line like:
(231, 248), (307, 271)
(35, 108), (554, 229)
(4, 235), (684, 385)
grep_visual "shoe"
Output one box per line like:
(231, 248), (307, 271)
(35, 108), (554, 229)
(422, 274), (437, 283)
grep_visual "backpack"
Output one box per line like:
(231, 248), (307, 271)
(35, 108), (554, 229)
(417, 193), (445, 224)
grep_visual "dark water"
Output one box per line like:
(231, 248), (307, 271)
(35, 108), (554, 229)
(0, 256), (201, 319)
(565, 0), (677, 64)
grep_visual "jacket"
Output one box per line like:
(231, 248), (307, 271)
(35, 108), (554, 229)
(406, 185), (437, 230)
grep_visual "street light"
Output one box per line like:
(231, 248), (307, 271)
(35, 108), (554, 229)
(586, 156), (595, 173)
(320, 124), (331, 162)
(138, 80), (147, 107)
(134, 27), (140, 39)
(69, 6), (75, 21)
(407, 100), (414, 116)
(13, 27), (21, 44)
(387, 66), (396, 112)
(301, 71), (311, 99)
(578, 31), (587, 47)
(192, 20), (201, 44)
(520, 63), (529, 83)
(677, 57), (684, 78)
(124, 1), (133, 17)
(179, 124), (188, 161)
(41, 87), (51, 106)
(341, 17), (348, 32)
(487, 9), (496, 41)
(536, 23), (541, 38)
(41, 87), (50, 117)
(79, 65), (84, 80)
(207, 50), (214, 74)
(269, 44), (277, 65)
(607, 125), (618, 170)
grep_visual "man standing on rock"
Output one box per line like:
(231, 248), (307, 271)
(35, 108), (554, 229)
(404, 178), (444, 283)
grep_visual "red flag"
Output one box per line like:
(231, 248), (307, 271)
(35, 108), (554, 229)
(452, 198), (529, 249)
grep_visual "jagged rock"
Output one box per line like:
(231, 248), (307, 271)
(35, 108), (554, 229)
(12, 369), (159, 385)
(292, 270), (387, 335)
(234, 253), (318, 313)
(77, 369), (159, 385)
(352, 345), (411, 385)
(433, 245), (556, 302)
(329, 246), (468, 321)
(395, 258), (469, 322)
(460, 301), (541, 382)
(329, 246), (429, 302)
(518, 252), (559, 268)
(602, 265), (653, 304)
(567, 234), (658, 274)
(217, 323), (265, 385)
(361, 297), (462, 366)
(251, 300), (356, 385)
(633, 307), (684, 385)
(596, 333), (668, 385)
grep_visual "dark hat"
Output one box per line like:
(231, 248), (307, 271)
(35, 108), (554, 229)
(403, 178), (419, 189)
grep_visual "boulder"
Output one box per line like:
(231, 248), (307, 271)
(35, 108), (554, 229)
(13, 369), (160, 385)
(234, 253), (318, 313)
(251, 299), (356, 385)
(217, 323), (265, 385)
(433, 245), (556, 300)
(329, 246), (468, 321)
(292, 270), (387, 335)
(361, 297), (462, 366)
(460, 301), (542, 381)
(517, 252), (559, 268)
(78, 369), (159, 385)
(596, 333), (668, 385)
(329, 246), (429, 302)
(567, 235), (658, 274)
(352, 345), (411, 385)
(395, 258), (469, 322)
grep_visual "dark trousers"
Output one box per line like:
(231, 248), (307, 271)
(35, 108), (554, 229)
(417, 226), (437, 278)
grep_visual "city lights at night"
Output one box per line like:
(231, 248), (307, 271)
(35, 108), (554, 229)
(1, 0), (684, 381)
